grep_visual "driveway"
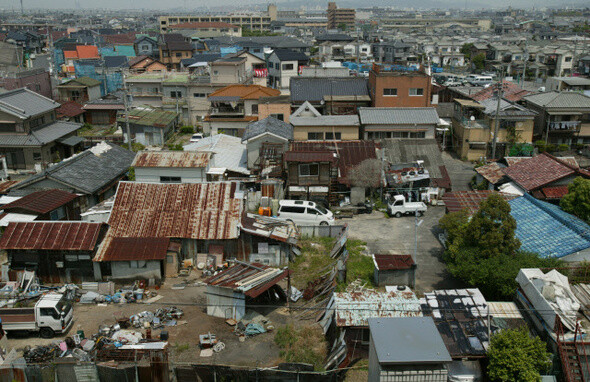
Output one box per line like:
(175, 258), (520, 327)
(442, 151), (476, 191)
(344, 207), (463, 293)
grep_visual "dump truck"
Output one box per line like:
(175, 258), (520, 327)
(0, 293), (73, 338)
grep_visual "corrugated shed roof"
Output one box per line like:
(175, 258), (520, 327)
(475, 162), (506, 184)
(105, 181), (242, 240)
(208, 84), (280, 100)
(290, 140), (377, 184)
(509, 193), (590, 258)
(359, 107), (440, 125)
(183, 134), (249, 175)
(502, 153), (578, 191)
(205, 262), (290, 298)
(0, 221), (102, 251)
(373, 254), (415, 270)
(284, 151), (336, 163)
(289, 77), (369, 103)
(132, 151), (211, 168)
(0, 88), (59, 119)
(2, 189), (77, 214)
(380, 139), (443, 179)
(524, 91), (590, 109)
(442, 190), (517, 216)
(97, 237), (170, 261)
(334, 289), (422, 327)
(0, 180), (19, 194)
(118, 106), (178, 128)
(59, 76), (101, 88)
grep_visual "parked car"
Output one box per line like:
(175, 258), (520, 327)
(444, 79), (462, 87)
(387, 195), (427, 217)
(276, 200), (335, 226)
(190, 133), (204, 143)
(469, 76), (493, 86)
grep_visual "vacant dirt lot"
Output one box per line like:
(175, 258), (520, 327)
(5, 277), (299, 367)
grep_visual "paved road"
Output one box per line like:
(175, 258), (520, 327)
(442, 151), (476, 191)
(345, 207), (463, 293)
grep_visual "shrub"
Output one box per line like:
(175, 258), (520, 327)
(179, 126), (194, 134)
(557, 143), (570, 152)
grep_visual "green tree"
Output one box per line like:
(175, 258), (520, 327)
(561, 177), (590, 222)
(337, 23), (347, 31)
(440, 195), (561, 300)
(488, 327), (551, 382)
(460, 43), (474, 60)
(472, 53), (486, 70)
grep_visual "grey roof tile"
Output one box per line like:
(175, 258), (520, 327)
(359, 107), (440, 125)
(290, 115), (359, 126)
(524, 91), (590, 109)
(0, 121), (82, 147)
(241, 116), (293, 142)
(290, 77), (369, 103)
(0, 88), (59, 119)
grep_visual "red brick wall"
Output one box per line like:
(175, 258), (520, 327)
(369, 71), (432, 108)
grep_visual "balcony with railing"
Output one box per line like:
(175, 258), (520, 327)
(210, 105), (245, 116)
(454, 112), (489, 129)
(550, 120), (581, 132)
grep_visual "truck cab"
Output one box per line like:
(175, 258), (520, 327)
(36, 294), (74, 338)
(387, 195), (427, 218)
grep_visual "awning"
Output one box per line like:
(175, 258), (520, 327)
(207, 167), (227, 175)
(59, 135), (85, 146)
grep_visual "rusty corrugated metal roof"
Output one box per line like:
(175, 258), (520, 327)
(132, 151), (211, 168)
(0, 180), (19, 194)
(475, 162), (506, 184)
(373, 254), (415, 270)
(284, 151), (336, 163)
(106, 181), (242, 240)
(2, 189), (78, 214)
(96, 236), (170, 261)
(206, 262), (290, 298)
(0, 221), (102, 251)
(333, 289), (422, 327)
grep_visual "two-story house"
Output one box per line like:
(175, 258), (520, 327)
(452, 97), (537, 161)
(0, 88), (83, 170)
(159, 34), (194, 70)
(523, 91), (590, 146)
(57, 77), (102, 103)
(368, 63), (432, 108)
(134, 36), (159, 58)
(204, 84), (281, 136)
(267, 49), (309, 92)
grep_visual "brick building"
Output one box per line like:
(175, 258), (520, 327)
(327, 2), (356, 30)
(368, 63), (432, 108)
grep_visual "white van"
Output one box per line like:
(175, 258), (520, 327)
(470, 76), (493, 86)
(276, 200), (335, 226)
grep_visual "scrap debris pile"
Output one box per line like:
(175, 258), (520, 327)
(22, 306), (182, 364)
(78, 281), (161, 304)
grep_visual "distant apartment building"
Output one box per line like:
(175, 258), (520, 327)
(368, 63), (432, 108)
(167, 22), (242, 38)
(0, 68), (53, 99)
(327, 2), (356, 30)
(159, 4), (277, 33)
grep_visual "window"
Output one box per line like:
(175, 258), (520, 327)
(40, 308), (59, 319)
(50, 206), (66, 220)
(30, 116), (45, 128)
(279, 206), (306, 214)
(299, 163), (319, 177)
(308, 132), (323, 140)
(175, 53), (182, 57)
(141, 45), (149, 51)
(409, 131), (426, 138)
(282, 63), (294, 70)
(270, 113), (284, 121)
(213, 70), (219, 75)
(160, 176), (181, 183)
(307, 208), (321, 215)
(0, 122), (16, 133)
(391, 131), (409, 138)
(194, 93), (206, 98)
(170, 91), (181, 98)
(33, 152), (42, 161)
(409, 88), (424, 96)
(325, 132), (341, 140)
(251, 104), (258, 114)
(383, 88), (397, 96)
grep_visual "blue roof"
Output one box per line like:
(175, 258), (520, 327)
(509, 194), (590, 258)
(114, 45), (136, 57)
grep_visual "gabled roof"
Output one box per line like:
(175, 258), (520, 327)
(471, 80), (530, 102)
(442, 190), (518, 216)
(183, 134), (249, 175)
(59, 76), (101, 88)
(13, 142), (136, 194)
(104, 55), (129, 68)
(132, 151), (211, 168)
(359, 107), (440, 125)
(0, 88), (59, 119)
(270, 49), (309, 62)
(502, 153), (588, 191)
(292, 101), (322, 117)
(76, 45), (99, 59)
(57, 101), (85, 118)
(524, 91), (590, 109)
(479, 98), (536, 117)
(208, 84), (280, 101)
(290, 77), (369, 103)
(2, 189), (77, 215)
(242, 116), (293, 142)
(0, 121), (82, 147)
(0, 221), (103, 251)
(509, 193), (590, 259)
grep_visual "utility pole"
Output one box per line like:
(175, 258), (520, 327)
(123, 78), (132, 151)
(521, 40), (528, 88)
(571, 36), (578, 78)
(491, 68), (504, 160)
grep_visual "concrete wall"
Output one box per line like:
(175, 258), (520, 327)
(293, 125), (359, 141)
(88, 85), (102, 101)
(206, 284), (246, 320)
(258, 103), (291, 123)
(369, 72), (432, 108)
(134, 167), (206, 183)
(111, 260), (162, 280)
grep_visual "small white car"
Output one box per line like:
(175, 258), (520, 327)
(276, 200), (335, 226)
(190, 133), (204, 143)
(443, 79), (462, 87)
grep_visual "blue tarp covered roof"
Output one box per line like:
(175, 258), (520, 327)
(509, 193), (590, 259)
